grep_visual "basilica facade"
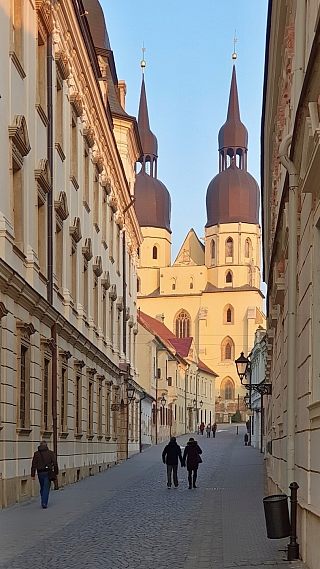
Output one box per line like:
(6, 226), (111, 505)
(136, 65), (265, 420)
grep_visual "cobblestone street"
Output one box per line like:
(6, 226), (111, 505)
(0, 425), (307, 569)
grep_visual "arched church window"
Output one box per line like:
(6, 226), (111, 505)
(152, 246), (158, 260)
(175, 310), (191, 338)
(171, 278), (176, 291)
(221, 377), (235, 400)
(225, 237), (233, 259)
(226, 271), (233, 284)
(223, 304), (234, 324)
(189, 277), (194, 290)
(245, 238), (252, 258)
(221, 336), (234, 361)
(211, 239), (215, 261)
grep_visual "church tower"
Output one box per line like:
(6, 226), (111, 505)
(134, 67), (172, 297)
(205, 65), (261, 291)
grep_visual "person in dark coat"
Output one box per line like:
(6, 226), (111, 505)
(199, 422), (205, 435)
(212, 423), (217, 438)
(31, 440), (58, 508)
(182, 437), (202, 489)
(162, 436), (183, 488)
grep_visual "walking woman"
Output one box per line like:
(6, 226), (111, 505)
(182, 437), (202, 489)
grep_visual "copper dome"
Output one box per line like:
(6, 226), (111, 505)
(83, 0), (111, 50)
(134, 171), (171, 232)
(206, 162), (259, 227)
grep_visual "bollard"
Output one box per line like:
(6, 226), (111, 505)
(288, 482), (299, 561)
(236, 426), (239, 435)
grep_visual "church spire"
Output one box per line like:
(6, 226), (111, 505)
(137, 51), (158, 176)
(218, 64), (248, 172)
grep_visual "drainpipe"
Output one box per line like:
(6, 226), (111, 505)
(279, 133), (298, 488)
(47, 10), (58, 466)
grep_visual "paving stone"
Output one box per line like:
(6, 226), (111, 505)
(0, 426), (309, 569)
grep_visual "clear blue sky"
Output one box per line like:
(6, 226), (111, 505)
(101, 1), (268, 264)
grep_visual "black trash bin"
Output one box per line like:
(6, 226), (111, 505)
(263, 494), (291, 539)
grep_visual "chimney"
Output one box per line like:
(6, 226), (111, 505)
(118, 80), (127, 110)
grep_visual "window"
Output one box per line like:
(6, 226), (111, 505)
(20, 345), (28, 429)
(55, 224), (63, 289)
(226, 271), (233, 284)
(71, 244), (77, 302)
(224, 304), (234, 324)
(189, 278), (194, 290)
(83, 144), (89, 206)
(93, 275), (98, 325)
(245, 238), (252, 258)
(88, 380), (93, 436)
(55, 77), (63, 151)
(171, 278), (176, 291)
(211, 239), (215, 262)
(109, 299), (114, 344)
(152, 246), (158, 260)
(175, 309), (191, 338)
(36, 31), (47, 112)
(13, 161), (24, 251)
(105, 384), (111, 438)
(12, 0), (23, 67)
(221, 336), (235, 361)
(137, 277), (140, 293)
(37, 197), (46, 274)
(17, 321), (34, 432)
(98, 380), (102, 437)
(102, 286), (107, 337)
(225, 237), (233, 260)
(70, 113), (78, 182)
(83, 262), (88, 314)
(221, 377), (235, 400)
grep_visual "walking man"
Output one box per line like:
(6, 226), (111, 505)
(31, 440), (58, 508)
(206, 424), (211, 437)
(212, 422), (217, 438)
(162, 436), (183, 488)
(182, 437), (203, 489)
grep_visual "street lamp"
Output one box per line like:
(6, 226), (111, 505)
(193, 398), (197, 410)
(244, 392), (251, 409)
(126, 383), (136, 403)
(235, 352), (272, 396)
(160, 394), (166, 408)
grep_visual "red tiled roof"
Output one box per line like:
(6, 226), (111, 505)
(168, 337), (192, 357)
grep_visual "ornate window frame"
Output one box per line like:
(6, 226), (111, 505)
(16, 321), (35, 434)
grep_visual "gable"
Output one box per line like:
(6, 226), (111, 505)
(173, 228), (205, 266)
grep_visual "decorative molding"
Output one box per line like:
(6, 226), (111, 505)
(125, 307), (130, 321)
(87, 367), (97, 376)
(70, 175), (79, 190)
(35, 0), (54, 34)
(69, 217), (82, 243)
(116, 297), (124, 312)
(40, 336), (55, 353)
(55, 50), (70, 81)
(54, 191), (69, 227)
(74, 359), (85, 369)
(36, 103), (49, 126)
(83, 127), (95, 149)
(9, 116), (31, 161)
(92, 153), (104, 173)
(59, 349), (72, 363)
(70, 93), (83, 117)
(115, 211), (124, 229)
(128, 316), (134, 328)
(17, 321), (36, 340)
(55, 142), (66, 162)
(109, 194), (118, 213)
(101, 271), (110, 290)
(93, 256), (103, 277)
(101, 177), (112, 195)
(133, 325), (138, 336)
(35, 158), (51, 199)
(9, 52), (26, 79)
(82, 238), (93, 261)
(0, 302), (8, 319)
(109, 284), (117, 301)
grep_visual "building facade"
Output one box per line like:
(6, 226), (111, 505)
(0, 0), (143, 508)
(135, 65), (265, 421)
(137, 311), (216, 442)
(249, 328), (267, 451)
(262, 1), (320, 566)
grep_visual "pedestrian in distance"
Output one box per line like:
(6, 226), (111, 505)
(244, 433), (249, 446)
(162, 436), (183, 488)
(212, 422), (217, 438)
(182, 437), (202, 489)
(31, 440), (58, 508)
(206, 424), (211, 438)
(199, 421), (205, 435)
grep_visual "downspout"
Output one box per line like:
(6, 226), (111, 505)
(47, 9), (58, 465)
(279, 133), (298, 488)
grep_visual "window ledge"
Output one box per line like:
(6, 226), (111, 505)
(17, 428), (32, 436)
(36, 103), (49, 126)
(75, 433), (83, 439)
(59, 431), (69, 439)
(87, 434), (94, 440)
(55, 143), (66, 162)
(10, 51), (26, 79)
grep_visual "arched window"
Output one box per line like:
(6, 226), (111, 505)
(211, 239), (215, 261)
(189, 277), (194, 290)
(137, 277), (140, 293)
(221, 336), (235, 361)
(245, 238), (251, 258)
(225, 237), (233, 259)
(171, 278), (176, 291)
(223, 304), (234, 324)
(152, 246), (158, 260)
(226, 271), (233, 284)
(221, 377), (235, 400)
(175, 309), (191, 338)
